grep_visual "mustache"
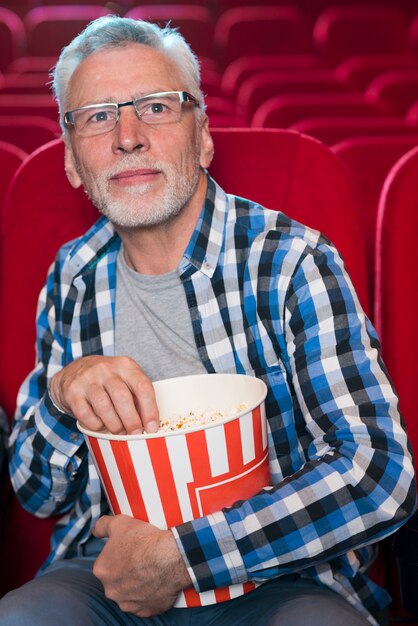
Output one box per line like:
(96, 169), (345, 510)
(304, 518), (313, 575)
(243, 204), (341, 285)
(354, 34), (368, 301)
(101, 156), (167, 179)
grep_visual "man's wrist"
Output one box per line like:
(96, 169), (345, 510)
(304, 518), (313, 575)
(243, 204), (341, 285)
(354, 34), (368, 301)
(160, 529), (192, 590)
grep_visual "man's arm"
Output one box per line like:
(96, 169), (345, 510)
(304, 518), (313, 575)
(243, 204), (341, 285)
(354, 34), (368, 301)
(171, 241), (416, 592)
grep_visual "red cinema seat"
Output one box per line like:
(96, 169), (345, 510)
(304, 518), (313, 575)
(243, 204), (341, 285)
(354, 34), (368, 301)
(236, 69), (349, 124)
(0, 139), (98, 595)
(221, 54), (323, 99)
(252, 92), (388, 128)
(125, 5), (215, 60)
(214, 7), (312, 68)
(291, 116), (416, 146)
(332, 136), (418, 309)
(335, 54), (418, 91)
(0, 116), (60, 153)
(0, 73), (51, 95)
(313, 6), (408, 66)
(0, 140), (27, 215)
(24, 5), (111, 57)
(374, 145), (418, 464)
(209, 128), (369, 317)
(0, 7), (26, 73)
(0, 93), (58, 121)
(366, 70), (418, 116)
(7, 55), (58, 74)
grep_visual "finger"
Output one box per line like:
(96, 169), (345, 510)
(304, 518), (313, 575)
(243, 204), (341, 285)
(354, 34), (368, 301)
(89, 386), (126, 434)
(127, 374), (160, 434)
(92, 515), (113, 538)
(70, 396), (104, 432)
(104, 379), (144, 434)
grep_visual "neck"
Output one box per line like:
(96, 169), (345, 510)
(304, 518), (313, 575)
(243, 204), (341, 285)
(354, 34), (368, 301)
(115, 172), (207, 275)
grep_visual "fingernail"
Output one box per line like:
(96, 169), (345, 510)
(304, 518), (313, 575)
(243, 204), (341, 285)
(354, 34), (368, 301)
(146, 421), (159, 434)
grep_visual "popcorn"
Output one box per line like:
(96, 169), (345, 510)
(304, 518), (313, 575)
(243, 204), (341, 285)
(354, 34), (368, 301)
(158, 403), (248, 432)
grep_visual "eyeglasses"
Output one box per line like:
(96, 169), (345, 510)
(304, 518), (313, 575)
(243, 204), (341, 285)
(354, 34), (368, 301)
(64, 90), (200, 137)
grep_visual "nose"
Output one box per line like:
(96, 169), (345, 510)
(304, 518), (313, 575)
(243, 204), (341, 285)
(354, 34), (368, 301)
(111, 104), (150, 154)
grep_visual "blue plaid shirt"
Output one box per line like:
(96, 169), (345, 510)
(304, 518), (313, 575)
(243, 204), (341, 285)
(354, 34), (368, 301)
(9, 176), (416, 624)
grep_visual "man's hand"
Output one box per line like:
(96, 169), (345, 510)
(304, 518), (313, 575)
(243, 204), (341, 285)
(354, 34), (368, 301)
(92, 515), (192, 617)
(49, 355), (159, 434)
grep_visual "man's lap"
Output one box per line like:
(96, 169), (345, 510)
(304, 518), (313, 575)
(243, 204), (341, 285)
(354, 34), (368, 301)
(0, 555), (371, 626)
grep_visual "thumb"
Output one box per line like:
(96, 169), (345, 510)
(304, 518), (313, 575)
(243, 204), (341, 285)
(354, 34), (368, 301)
(92, 515), (113, 538)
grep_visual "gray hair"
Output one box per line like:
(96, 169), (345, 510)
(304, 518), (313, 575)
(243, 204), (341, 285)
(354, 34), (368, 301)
(51, 15), (204, 133)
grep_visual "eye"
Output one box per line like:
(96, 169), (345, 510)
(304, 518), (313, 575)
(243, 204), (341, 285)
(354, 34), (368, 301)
(91, 110), (110, 122)
(149, 102), (166, 114)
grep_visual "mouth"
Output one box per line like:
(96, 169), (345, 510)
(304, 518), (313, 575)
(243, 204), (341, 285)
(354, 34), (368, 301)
(110, 168), (161, 186)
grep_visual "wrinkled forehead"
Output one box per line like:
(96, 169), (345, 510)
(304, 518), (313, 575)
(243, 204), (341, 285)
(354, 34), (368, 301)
(65, 43), (191, 109)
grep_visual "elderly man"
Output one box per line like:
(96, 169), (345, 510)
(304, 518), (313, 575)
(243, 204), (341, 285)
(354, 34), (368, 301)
(0, 15), (415, 626)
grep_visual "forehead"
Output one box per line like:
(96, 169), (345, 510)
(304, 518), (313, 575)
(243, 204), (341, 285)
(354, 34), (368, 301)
(66, 43), (186, 108)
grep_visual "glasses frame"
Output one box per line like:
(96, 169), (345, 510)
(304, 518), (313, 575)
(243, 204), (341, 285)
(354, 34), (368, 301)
(64, 90), (200, 136)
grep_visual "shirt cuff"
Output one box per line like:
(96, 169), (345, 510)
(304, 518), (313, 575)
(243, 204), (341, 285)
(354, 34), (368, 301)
(36, 389), (84, 456)
(173, 510), (248, 592)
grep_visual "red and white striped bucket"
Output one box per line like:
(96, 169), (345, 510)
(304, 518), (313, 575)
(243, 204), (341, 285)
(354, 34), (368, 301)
(78, 373), (270, 608)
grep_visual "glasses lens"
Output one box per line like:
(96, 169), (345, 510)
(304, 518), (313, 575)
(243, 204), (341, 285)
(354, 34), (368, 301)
(135, 93), (182, 125)
(72, 105), (118, 136)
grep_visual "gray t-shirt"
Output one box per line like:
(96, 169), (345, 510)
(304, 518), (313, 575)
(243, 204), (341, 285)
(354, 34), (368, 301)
(115, 247), (207, 382)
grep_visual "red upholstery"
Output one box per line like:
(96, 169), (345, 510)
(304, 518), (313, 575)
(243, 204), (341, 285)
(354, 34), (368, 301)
(252, 92), (388, 128)
(0, 7), (26, 73)
(221, 54), (322, 99)
(0, 73), (51, 95)
(0, 140), (27, 215)
(291, 116), (415, 146)
(209, 128), (370, 316)
(374, 145), (418, 463)
(332, 136), (418, 309)
(236, 69), (349, 123)
(366, 70), (418, 116)
(24, 5), (111, 57)
(335, 54), (418, 91)
(0, 93), (58, 121)
(214, 7), (312, 67)
(125, 5), (215, 59)
(0, 139), (98, 595)
(6, 55), (58, 74)
(313, 6), (408, 65)
(0, 116), (60, 154)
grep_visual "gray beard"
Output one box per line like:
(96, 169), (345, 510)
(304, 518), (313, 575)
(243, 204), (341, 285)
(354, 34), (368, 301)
(79, 158), (201, 229)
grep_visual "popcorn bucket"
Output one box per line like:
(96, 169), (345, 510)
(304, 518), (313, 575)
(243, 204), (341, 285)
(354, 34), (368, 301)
(78, 373), (270, 608)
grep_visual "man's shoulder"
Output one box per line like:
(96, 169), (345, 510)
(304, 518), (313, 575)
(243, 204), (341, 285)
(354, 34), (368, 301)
(225, 193), (330, 253)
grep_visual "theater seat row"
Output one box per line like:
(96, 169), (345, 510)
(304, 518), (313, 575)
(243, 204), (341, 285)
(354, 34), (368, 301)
(3, 4), (418, 72)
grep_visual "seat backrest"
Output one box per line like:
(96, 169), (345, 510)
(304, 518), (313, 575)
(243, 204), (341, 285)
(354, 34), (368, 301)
(251, 92), (388, 128)
(221, 54), (321, 99)
(214, 6), (312, 67)
(332, 136), (418, 308)
(0, 7), (26, 72)
(209, 128), (370, 317)
(0, 115), (60, 154)
(0, 72), (51, 95)
(24, 5), (110, 57)
(0, 139), (98, 419)
(313, 6), (408, 65)
(125, 5), (215, 59)
(365, 69), (418, 116)
(0, 140), (27, 216)
(374, 146), (418, 461)
(0, 93), (59, 121)
(236, 69), (349, 122)
(335, 53), (418, 91)
(290, 116), (414, 146)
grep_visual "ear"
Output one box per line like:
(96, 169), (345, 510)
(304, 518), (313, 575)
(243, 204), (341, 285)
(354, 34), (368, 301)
(64, 143), (82, 189)
(199, 115), (214, 170)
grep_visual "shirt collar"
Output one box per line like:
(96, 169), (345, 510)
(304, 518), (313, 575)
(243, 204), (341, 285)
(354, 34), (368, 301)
(179, 175), (229, 278)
